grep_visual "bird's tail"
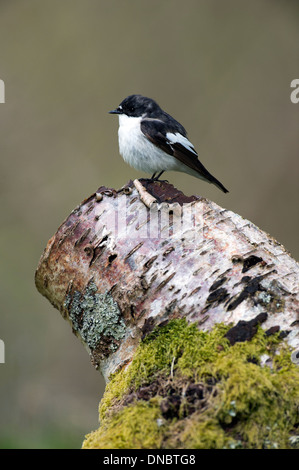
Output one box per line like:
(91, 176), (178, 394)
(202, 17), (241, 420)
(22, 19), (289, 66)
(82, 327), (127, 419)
(193, 159), (229, 193)
(209, 175), (229, 193)
(191, 165), (229, 193)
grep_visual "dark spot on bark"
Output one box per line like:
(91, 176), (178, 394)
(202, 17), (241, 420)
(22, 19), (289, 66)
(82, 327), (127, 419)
(155, 272), (176, 292)
(241, 276), (252, 283)
(224, 312), (268, 345)
(209, 277), (227, 292)
(188, 286), (201, 297)
(265, 325), (280, 336)
(278, 330), (290, 339)
(198, 315), (209, 325)
(108, 253), (118, 264)
(206, 288), (229, 305)
(162, 246), (175, 258)
(227, 275), (265, 311)
(143, 255), (158, 271)
(242, 255), (263, 273)
(130, 304), (135, 319)
(124, 242), (144, 261)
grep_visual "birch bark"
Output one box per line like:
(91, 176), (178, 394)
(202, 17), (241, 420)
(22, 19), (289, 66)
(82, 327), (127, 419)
(35, 180), (299, 381)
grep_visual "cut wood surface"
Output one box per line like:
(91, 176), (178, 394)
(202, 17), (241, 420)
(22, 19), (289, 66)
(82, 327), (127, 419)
(35, 179), (299, 381)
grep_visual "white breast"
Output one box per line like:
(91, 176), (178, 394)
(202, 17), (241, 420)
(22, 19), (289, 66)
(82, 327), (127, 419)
(118, 114), (143, 156)
(117, 114), (178, 174)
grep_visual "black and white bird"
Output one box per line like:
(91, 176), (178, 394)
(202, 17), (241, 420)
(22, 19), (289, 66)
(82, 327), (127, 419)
(109, 94), (228, 193)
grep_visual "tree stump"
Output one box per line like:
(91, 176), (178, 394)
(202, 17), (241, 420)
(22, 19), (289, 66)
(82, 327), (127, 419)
(35, 179), (299, 449)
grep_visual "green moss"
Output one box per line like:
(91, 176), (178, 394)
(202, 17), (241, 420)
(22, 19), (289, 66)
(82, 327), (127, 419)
(82, 400), (165, 449)
(99, 320), (229, 418)
(170, 411), (235, 449)
(83, 319), (299, 449)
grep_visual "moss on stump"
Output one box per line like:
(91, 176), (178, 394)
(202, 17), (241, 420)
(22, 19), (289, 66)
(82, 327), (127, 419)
(82, 319), (299, 449)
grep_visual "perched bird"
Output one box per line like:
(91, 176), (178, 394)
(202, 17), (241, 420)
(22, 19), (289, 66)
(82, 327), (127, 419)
(109, 94), (228, 193)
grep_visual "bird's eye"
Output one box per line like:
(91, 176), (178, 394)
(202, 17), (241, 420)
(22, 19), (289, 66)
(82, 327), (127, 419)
(129, 106), (135, 112)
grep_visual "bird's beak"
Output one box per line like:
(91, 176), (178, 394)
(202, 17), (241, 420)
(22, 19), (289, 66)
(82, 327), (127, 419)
(109, 107), (122, 115)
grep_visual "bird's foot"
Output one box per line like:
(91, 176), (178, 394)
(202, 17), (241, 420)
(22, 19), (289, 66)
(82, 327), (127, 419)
(148, 171), (168, 183)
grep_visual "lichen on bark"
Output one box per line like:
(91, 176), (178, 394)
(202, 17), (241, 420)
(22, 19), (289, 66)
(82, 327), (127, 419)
(64, 281), (126, 354)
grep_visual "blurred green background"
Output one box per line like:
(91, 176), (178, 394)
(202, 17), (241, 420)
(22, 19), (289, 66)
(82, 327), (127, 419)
(0, 0), (298, 448)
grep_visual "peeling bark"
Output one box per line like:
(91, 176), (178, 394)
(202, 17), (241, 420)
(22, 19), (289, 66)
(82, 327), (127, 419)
(35, 180), (299, 381)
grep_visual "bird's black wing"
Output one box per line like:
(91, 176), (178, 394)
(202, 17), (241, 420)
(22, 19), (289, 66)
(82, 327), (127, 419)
(140, 118), (228, 193)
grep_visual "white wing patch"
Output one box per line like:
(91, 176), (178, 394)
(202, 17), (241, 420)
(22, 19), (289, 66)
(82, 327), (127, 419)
(166, 132), (197, 155)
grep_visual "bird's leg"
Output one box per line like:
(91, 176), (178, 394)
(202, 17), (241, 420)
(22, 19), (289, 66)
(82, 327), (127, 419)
(144, 171), (168, 184)
(152, 170), (168, 182)
(154, 171), (165, 181)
